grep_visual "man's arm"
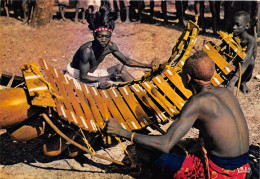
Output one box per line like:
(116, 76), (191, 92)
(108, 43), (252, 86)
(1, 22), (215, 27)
(228, 37), (256, 90)
(105, 96), (200, 153)
(110, 42), (152, 69)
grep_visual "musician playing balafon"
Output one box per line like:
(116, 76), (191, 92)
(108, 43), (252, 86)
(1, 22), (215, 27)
(105, 51), (250, 178)
(66, 2), (153, 88)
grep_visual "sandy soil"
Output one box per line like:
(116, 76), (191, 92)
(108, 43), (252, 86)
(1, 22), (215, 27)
(0, 2), (259, 178)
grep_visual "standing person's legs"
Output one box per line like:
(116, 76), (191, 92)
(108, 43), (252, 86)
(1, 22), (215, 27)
(224, 1), (234, 33)
(125, 3), (130, 23)
(199, 1), (205, 33)
(175, 1), (183, 25)
(161, 0), (167, 24)
(209, 1), (217, 35)
(175, 0), (187, 26)
(121, 0), (130, 23)
(215, 1), (221, 24)
(149, 0), (154, 23)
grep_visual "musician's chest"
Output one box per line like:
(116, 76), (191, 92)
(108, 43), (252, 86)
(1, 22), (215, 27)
(89, 50), (110, 68)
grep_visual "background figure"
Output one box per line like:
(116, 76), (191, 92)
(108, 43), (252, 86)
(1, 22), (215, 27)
(228, 11), (257, 93)
(57, 0), (87, 23)
(0, 0), (35, 24)
(109, 0), (130, 23)
(129, 0), (145, 22)
(224, 1), (258, 38)
(195, 0), (220, 35)
(175, 0), (188, 26)
(149, 0), (168, 24)
(87, 0), (100, 14)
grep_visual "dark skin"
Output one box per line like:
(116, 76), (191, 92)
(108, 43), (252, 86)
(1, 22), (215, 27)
(228, 15), (257, 93)
(71, 30), (152, 84)
(105, 57), (249, 158)
(194, 0), (220, 35)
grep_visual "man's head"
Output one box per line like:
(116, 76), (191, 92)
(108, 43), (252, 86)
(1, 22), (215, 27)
(182, 50), (215, 89)
(87, 2), (117, 47)
(94, 28), (112, 48)
(232, 11), (250, 36)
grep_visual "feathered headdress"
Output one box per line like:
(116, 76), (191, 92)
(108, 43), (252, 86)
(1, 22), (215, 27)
(87, 2), (118, 33)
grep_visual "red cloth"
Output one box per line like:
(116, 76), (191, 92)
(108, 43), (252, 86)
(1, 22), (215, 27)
(173, 154), (205, 179)
(173, 154), (249, 179)
(209, 159), (249, 179)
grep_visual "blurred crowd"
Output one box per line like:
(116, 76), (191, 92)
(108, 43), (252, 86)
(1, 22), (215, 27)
(0, 0), (259, 37)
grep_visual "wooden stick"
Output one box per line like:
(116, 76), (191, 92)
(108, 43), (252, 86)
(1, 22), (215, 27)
(41, 113), (124, 166)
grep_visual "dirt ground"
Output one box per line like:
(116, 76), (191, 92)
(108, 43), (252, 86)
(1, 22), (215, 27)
(0, 2), (259, 179)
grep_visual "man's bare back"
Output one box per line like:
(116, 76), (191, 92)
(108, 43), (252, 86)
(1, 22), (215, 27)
(191, 86), (249, 157)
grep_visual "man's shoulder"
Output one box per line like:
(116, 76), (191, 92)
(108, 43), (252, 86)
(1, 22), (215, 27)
(242, 33), (256, 44)
(108, 41), (119, 51)
(195, 87), (228, 102)
(79, 41), (93, 50)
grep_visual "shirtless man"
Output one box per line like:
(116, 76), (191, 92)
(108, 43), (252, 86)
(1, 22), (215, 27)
(66, 2), (152, 87)
(105, 51), (249, 178)
(228, 11), (257, 93)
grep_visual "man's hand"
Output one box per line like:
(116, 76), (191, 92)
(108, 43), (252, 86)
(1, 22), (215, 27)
(150, 58), (160, 69)
(227, 80), (236, 93)
(104, 118), (124, 137)
(227, 75), (239, 93)
(110, 72), (122, 81)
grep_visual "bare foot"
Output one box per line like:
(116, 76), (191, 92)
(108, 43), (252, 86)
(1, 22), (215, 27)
(240, 83), (250, 93)
(123, 19), (131, 24)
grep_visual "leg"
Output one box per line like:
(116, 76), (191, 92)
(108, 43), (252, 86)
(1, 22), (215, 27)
(215, 1), (221, 24)
(119, 0), (126, 22)
(81, 8), (86, 24)
(194, 1), (199, 15)
(240, 63), (254, 93)
(109, 0), (115, 12)
(149, 0), (154, 23)
(74, 3), (79, 23)
(199, 1), (205, 34)
(22, 0), (29, 24)
(4, 1), (9, 18)
(161, 0), (168, 24)
(59, 5), (66, 21)
(175, 1), (185, 26)
(137, 0), (144, 22)
(124, 5), (130, 23)
(115, 0), (120, 11)
(209, 1), (217, 35)
(224, 1), (233, 33)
